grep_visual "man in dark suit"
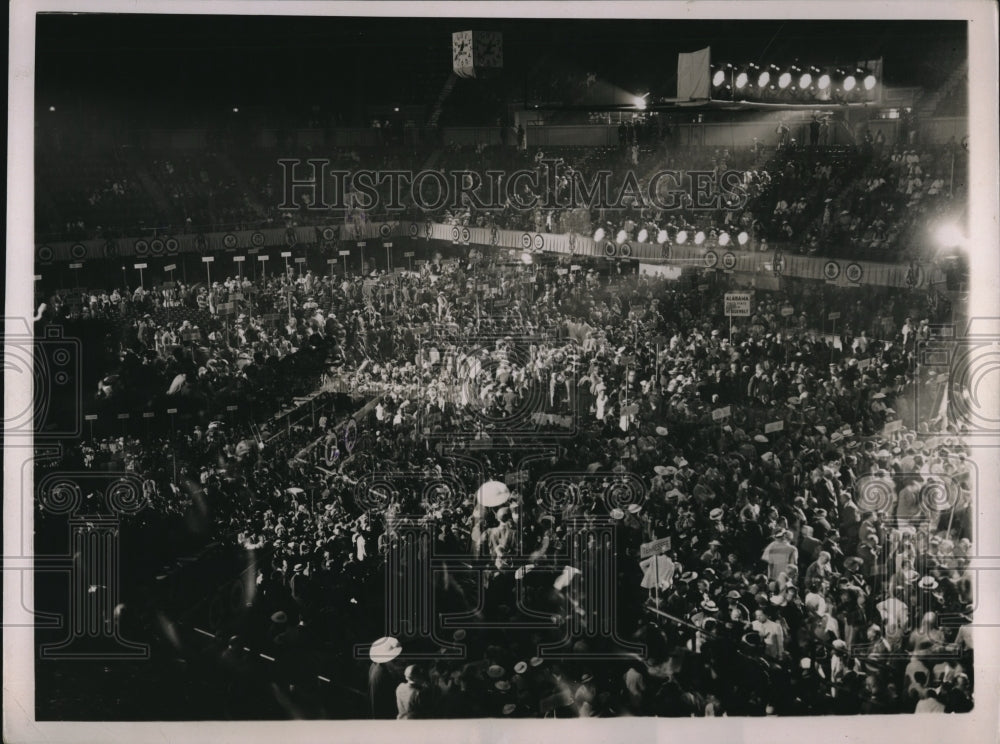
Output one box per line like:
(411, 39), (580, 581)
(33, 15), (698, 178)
(369, 659), (402, 719)
(799, 524), (822, 567)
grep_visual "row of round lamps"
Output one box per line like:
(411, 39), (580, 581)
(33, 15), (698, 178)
(593, 227), (751, 246)
(713, 64), (876, 93)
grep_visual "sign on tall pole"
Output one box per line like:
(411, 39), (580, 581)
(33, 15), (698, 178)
(357, 241), (367, 274)
(202, 256), (214, 312)
(724, 291), (752, 339)
(281, 251), (292, 320)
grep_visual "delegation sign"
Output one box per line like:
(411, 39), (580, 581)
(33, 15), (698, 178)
(724, 292), (752, 317)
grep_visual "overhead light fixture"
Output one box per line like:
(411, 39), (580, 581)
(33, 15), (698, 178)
(843, 75), (857, 92)
(718, 232), (731, 246)
(676, 230), (688, 245)
(637, 229), (648, 243)
(778, 72), (792, 89)
(863, 74), (877, 90)
(656, 230), (668, 245)
(616, 230), (628, 244)
(817, 74), (831, 90)
(737, 231), (749, 245)
(757, 71), (770, 87)
(735, 72), (748, 89)
(694, 231), (706, 245)
(594, 228), (605, 241)
(799, 73), (812, 88)
(713, 70), (726, 87)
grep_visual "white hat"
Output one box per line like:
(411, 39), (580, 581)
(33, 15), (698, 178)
(369, 636), (403, 663)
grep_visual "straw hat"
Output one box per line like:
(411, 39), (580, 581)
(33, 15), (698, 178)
(369, 636), (403, 663)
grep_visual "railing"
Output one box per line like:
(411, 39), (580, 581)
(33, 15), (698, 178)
(34, 220), (947, 290)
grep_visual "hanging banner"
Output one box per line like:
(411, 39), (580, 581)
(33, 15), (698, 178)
(452, 30), (476, 78)
(638, 263), (682, 279)
(677, 47), (711, 100)
(453, 30), (503, 79)
(35, 221), (940, 290)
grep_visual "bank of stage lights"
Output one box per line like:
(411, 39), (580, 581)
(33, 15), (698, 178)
(711, 62), (878, 101)
(593, 227), (747, 249)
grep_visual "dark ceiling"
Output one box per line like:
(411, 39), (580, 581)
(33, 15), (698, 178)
(35, 14), (967, 119)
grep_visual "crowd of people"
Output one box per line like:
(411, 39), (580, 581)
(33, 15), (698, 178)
(37, 122), (966, 266)
(35, 237), (974, 718)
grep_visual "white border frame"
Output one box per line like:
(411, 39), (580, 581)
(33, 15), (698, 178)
(6, 2), (999, 743)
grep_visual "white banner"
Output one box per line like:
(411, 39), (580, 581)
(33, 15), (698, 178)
(452, 30), (475, 78)
(639, 262), (682, 279)
(677, 47), (711, 100)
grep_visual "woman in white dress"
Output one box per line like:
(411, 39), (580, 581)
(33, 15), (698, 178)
(595, 381), (608, 422)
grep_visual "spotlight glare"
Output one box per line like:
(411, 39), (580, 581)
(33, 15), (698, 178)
(637, 229), (648, 243)
(863, 74), (877, 90)
(656, 230), (668, 245)
(594, 228), (605, 241)
(694, 231), (706, 245)
(616, 230), (627, 244)
(713, 70), (726, 87)
(757, 71), (770, 87)
(718, 232), (731, 246)
(778, 72), (792, 89)
(676, 230), (688, 245)
(521, 252), (534, 265)
(737, 231), (749, 245)
(633, 96), (648, 110)
(799, 73), (812, 88)
(843, 75), (857, 91)
(935, 222), (965, 248)
(735, 72), (748, 89)
(817, 74), (831, 90)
